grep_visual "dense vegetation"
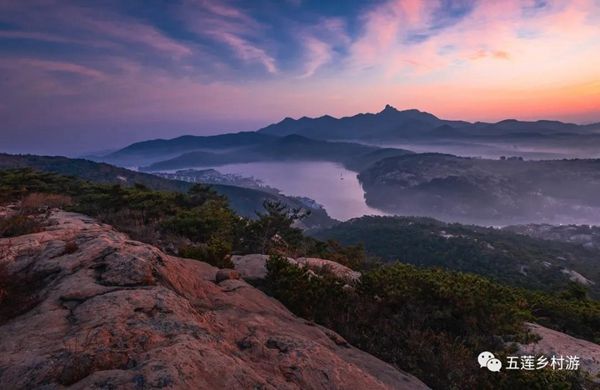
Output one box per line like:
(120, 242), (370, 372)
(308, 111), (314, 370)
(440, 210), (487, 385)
(264, 257), (598, 389)
(0, 153), (336, 228)
(0, 170), (317, 266)
(505, 223), (600, 251)
(2, 168), (600, 389)
(0, 169), (348, 266)
(358, 153), (600, 225)
(314, 216), (600, 297)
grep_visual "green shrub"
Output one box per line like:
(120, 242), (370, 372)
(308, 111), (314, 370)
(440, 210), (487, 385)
(263, 259), (589, 389)
(0, 215), (42, 237)
(306, 239), (367, 270)
(179, 238), (234, 269)
(240, 201), (306, 256)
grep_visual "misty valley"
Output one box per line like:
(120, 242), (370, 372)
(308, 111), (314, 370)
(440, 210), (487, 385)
(155, 161), (386, 221)
(94, 105), (600, 227)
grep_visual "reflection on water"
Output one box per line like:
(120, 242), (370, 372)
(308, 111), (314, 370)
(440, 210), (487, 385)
(181, 161), (387, 221)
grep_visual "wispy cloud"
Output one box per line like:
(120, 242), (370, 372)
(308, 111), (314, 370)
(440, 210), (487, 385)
(3, 58), (106, 79)
(0, 1), (193, 59)
(81, 18), (193, 59)
(181, 0), (278, 73)
(216, 32), (277, 73)
(299, 36), (331, 78)
(0, 30), (81, 44)
(295, 17), (349, 78)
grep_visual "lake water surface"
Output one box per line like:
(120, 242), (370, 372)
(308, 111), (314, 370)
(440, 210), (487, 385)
(197, 161), (387, 221)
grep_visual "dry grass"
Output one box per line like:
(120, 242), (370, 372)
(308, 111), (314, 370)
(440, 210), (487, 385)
(21, 193), (72, 213)
(0, 215), (43, 238)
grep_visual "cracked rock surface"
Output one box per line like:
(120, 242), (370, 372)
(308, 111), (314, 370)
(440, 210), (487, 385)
(0, 210), (427, 389)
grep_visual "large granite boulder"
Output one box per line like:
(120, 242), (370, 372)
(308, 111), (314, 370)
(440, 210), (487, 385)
(0, 210), (427, 389)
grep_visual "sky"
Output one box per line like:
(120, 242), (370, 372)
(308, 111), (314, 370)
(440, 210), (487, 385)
(0, 0), (599, 155)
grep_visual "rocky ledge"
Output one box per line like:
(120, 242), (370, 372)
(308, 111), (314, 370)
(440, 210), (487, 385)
(231, 254), (361, 282)
(0, 210), (427, 389)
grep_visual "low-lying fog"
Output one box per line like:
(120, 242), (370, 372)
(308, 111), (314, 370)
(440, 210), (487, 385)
(366, 140), (600, 160)
(152, 139), (600, 224)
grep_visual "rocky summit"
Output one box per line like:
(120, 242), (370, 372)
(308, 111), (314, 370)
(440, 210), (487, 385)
(0, 210), (427, 390)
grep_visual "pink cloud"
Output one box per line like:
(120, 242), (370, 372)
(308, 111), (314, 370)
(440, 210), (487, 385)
(346, 0), (599, 80)
(295, 17), (349, 78)
(29, 60), (104, 79)
(299, 37), (331, 78)
(197, 0), (258, 28)
(0, 31), (77, 44)
(469, 49), (511, 61)
(217, 32), (277, 73)
(396, 0), (431, 25)
(0, 58), (105, 79)
(83, 19), (193, 59)
(349, 0), (446, 72)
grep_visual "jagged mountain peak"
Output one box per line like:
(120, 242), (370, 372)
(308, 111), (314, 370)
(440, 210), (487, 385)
(380, 104), (399, 113)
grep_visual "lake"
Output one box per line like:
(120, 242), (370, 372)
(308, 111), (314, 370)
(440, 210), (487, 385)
(190, 161), (387, 221)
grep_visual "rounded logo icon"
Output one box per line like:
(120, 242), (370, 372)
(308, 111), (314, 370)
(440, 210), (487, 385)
(478, 351), (495, 368)
(486, 358), (502, 372)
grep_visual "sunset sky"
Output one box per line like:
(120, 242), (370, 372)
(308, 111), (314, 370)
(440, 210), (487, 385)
(1, 0), (599, 154)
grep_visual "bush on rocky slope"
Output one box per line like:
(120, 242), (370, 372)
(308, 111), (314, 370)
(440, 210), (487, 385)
(0, 169), (357, 264)
(314, 215), (600, 297)
(264, 257), (593, 389)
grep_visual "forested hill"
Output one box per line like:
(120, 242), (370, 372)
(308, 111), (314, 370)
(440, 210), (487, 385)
(312, 215), (600, 297)
(358, 153), (600, 225)
(0, 154), (336, 228)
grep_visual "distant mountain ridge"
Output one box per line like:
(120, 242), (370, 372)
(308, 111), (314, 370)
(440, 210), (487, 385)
(258, 105), (469, 140)
(105, 132), (275, 166)
(257, 104), (593, 141)
(99, 105), (600, 170)
(140, 134), (412, 172)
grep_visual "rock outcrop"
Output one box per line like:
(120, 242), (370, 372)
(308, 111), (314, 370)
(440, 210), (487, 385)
(295, 257), (361, 282)
(231, 254), (360, 282)
(0, 210), (427, 389)
(520, 323), (600, 380)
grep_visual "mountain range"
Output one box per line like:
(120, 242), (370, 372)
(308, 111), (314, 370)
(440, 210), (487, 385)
(259, 104), (600, 140)
(97, 105), (600, 171)
(139, 134), (412, 172)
